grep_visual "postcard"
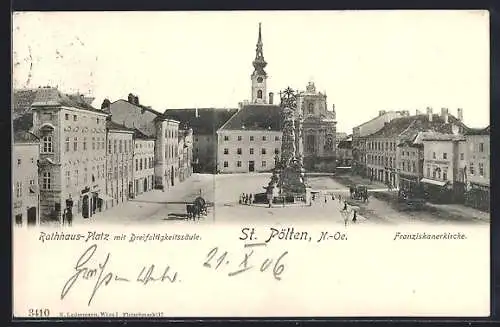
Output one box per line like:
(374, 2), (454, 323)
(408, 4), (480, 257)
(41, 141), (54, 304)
(12, 10), (490, 318)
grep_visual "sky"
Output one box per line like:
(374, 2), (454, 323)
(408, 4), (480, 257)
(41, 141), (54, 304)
(12, 10), (489, 132)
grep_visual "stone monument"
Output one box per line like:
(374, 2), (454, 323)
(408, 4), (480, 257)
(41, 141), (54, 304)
(265, 87), (309, 204)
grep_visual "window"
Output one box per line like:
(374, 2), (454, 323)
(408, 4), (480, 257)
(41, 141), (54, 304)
(443, 152), (447, 160)
(257, 90), (263, 99)
(97, 118), (100, 124)
(432, 152), (436, 159)
(83, 137), (87, 150)
(437, 170), (441, 179)
(224, 136), (229, 141)
(237, 161), (242, 167)
(224, 148), (229, 155)
(274, 148), (279, 155)
(262, 161), (266, 167)
(31, 157), (34, 163)
(275, 136), (280, 141)
(114, 167), (118, 179)
(73, 137), (78, 151)
(65, 137), (70, 152)
(135, 159), (139, 171)
(16, 181), (22, 198)
(443, 171), (447, 181)
(412, 161), (416, 173)
(119, 140), (123, 153)
(42, 172), (51, 189)
(65, 171), (71, 187)
(262, 136), (267, 141)
(74, 169), (79, 186)
(308, 103), (313, 114)
(237, 148), (242, 155)
(119, 166), (123, 179)
(460, 153), (464, 160)
(92, 137), (96, 150)
(250, 148), (254, 155)
(250, 136), (254, 141)
(17, 158), (21, 166)
(108, 140), (112, 154)
(238, 135), (242, 141)
(114, 140), (117, 153)
(479, 143), (484, 152)
(65, 113), (69, 120)
(42, 136), (53, 153)
(470, 163), (474, 175)
(427, 167), (430, 177)
(261, 148), (266, 155)
(140, 159), (143, 170)
(479, 163), (484, 176)
(84, 167), (88, 184)
(73, 115), (77, 121)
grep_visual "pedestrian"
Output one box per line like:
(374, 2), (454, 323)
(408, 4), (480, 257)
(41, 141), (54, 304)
(331, 194), (335, 200)
(352, 210), (357, 223)
(338, 194), (342, 203)
(249, 194), (253, 205)
(239, 194), (242, 205)
(343, 200), (348, 211)
(324, 194), (327, 203)
(244, 194), (248, 205)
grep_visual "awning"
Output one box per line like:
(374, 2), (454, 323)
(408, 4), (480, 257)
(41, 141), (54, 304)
(98, 194), (114, 202)
(420, 178), (446, 187)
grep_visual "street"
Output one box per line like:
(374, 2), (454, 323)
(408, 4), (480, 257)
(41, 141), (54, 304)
(74, 173), (490, 226)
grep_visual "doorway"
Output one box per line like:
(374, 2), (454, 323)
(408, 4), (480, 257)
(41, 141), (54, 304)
(82, 195), (89, 218)
(249, 161), (255, 172)
(144, 178), (148, 193)
(27, 207), (37, 226)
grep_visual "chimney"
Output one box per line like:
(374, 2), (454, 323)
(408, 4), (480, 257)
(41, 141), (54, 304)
(128, 93), (134, 103)
(379, 110), (386, 117)
(457, 108), (463, 122)
(269, 92), (274, 105)
(416, 109), (421, 115)
(195, 108), (199, 118)
(427, 107), (433, 122)
(441, 107), (449, 124)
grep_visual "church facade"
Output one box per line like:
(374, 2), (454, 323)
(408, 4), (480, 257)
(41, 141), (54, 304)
(297, 82), (337, 171)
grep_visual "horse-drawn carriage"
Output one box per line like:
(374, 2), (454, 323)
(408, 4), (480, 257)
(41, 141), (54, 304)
(349, 185), (368, 202)
(186, 196), (210, 220)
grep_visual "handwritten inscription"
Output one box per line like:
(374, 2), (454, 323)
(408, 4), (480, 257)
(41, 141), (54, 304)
(61, 244), (179, 306)
(203, 243), (288, 280)
(240, 227), (348, 244)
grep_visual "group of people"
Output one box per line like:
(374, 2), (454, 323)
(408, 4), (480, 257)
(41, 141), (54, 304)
(239, 193), (254, 205)
(310, 191), (359, 226)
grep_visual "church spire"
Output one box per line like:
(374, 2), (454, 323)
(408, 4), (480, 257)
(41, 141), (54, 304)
(253, 22), (267, 76)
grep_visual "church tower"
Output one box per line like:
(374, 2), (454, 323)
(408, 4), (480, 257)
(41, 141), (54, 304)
(251, 23), (268, 104)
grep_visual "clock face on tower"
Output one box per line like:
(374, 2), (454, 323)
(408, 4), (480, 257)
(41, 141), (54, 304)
(257, 77), (263, 83)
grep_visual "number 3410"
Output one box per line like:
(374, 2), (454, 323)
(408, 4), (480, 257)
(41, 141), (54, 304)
(28, 309), (50, 317)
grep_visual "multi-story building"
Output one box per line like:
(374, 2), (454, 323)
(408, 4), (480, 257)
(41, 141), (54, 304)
(396, 132), (425, 193)
(105, 120), (134, 208)
(297, 82), (337, 171)
(103, 95), (186, 190)
(12, 131), (40, 226)
(177, 128), (193, 182)
(216, 23), (282, 173)
(164, 108), (238, 173)
(365, 108), (468, 188)
(133, 129), (156, 195)
(420, 132), (466, 203)
(464, 126), (490, 211)
(336, 135), (353, 167)
(352, 110), (405, 177)
(31, 87), (109, 222)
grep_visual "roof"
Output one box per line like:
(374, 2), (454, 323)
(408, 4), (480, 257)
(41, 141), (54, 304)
(110, 99), (165, 117)
(106, 120), (135, 132)
(368, 114), (469, 140)
(13, 89), (38, 118)
(164, 108), (238, 134)
(30, 87), (104, 114)
(133, 128), (155, 140)
(421, 132), (465, 142)
(13, 113), (34, 133)
(465, 126), (490, 136)
(218, 104), (282, 131)
(337, 140), (352, 149)
(13, 130), (39, 143)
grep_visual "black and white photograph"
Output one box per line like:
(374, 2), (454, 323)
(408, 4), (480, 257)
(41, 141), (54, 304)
(11, 10), (491, 318)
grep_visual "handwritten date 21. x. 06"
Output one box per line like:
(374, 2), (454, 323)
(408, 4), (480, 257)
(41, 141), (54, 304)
(203, 243), (288, 280)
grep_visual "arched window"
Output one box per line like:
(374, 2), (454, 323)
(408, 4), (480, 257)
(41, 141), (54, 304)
(257, 90), (263, 99)
(308, 103), (314, 114)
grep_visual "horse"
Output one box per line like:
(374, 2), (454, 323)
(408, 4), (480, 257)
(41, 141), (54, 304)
(194, 196), (207, 216)
(186, 204), (201, 220)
